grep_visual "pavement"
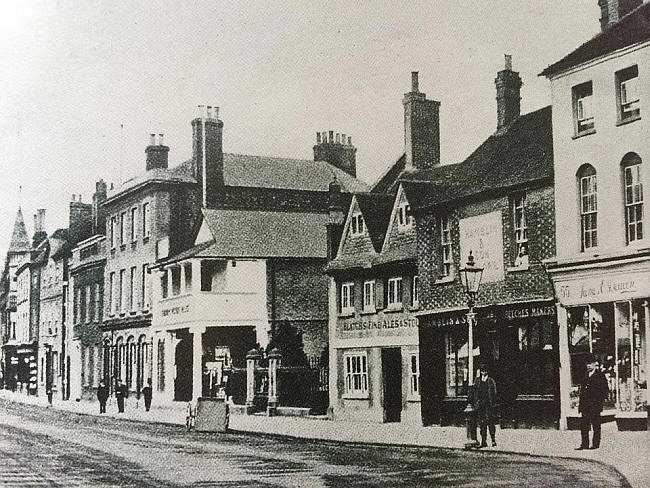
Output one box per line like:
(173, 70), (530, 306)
(2, 389), (648, 488)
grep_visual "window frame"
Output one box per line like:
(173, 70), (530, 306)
(440, 215), (453, 278)
(411, 275), (419, 308)
(409, 353), (420, 397)
(387, 277), (403, 309)
(578, 165), (598, 250)
(119, 211), (127, 246)
(572, 81), (595, 136)
(142, 202), (151, 239)
(130, 207), (138, 242)
(344, 352), (369, 398)
(397, 202), (413, 230)
(340, 282), (355, 315)
(110, 216), (117, 249)
(623, 158), (644, 244)
(616, 65), (640, 123)
(362, 280), (375, 313)
(350, 212), (365, 236)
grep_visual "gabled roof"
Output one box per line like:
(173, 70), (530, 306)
(404, 106), (553, 210)
(189, 208), (327, 259)
(355, 193), (394, 252)
(8, 207), (30, 253)
(541, 3), (650, 78)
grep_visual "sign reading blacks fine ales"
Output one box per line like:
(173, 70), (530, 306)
(340, 317), (418, 332)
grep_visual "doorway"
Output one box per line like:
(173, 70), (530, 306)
(382, 348), (402, 423)
(174, 335), (193, 401)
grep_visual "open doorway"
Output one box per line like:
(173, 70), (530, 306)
(174, 334), (193, 402)
(382, 348), (402, 423)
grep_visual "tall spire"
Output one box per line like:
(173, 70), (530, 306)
(9, 207), (31, 253)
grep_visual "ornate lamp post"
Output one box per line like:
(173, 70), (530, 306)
(459, 251), (483, 449)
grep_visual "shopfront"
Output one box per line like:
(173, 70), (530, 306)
(551, 265), (650, 430)
(419, 300), (560, 429)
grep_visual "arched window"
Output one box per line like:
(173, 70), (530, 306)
(578, 164), (597, 250)
(621, 153), (643, 243)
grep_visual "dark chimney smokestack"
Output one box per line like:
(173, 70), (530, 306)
(495, 54), (522, 133)
(598, 0), (642, 31)
(313, 130), (357, 177)
(192, 104), (224, 208)
(145, 133), (169, 171)
(403, 71), (440, 170)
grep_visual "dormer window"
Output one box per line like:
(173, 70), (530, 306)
(398, 203), (413, 229)
(572, 81), (594, 135)
(350, 212), (365, 236)
(617, 65), (640, 123)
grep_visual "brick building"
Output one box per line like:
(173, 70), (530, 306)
(401, 59), (558, 428)
(542, 0), (650, 430)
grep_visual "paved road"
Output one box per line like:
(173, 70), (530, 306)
(0, 400), (629, 487)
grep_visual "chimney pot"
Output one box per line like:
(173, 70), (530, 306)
(78, 194), (82, 203)
(214, 107), (219, 120)
(335, 133), (340, 144)
(342, 133), (346, 145)
(207, 106), (213, 118)
(316, 132), (321, 144)
(198, 105), (205, 118)
(329, 130), (334, 143)
(158, 133), (164, 145)
(411, 71), (419, 92)
(505, 54), (512, 71)
(149, 133), (156, 145)
(71, 194), (76, 202)
(348, 136), (352, 145)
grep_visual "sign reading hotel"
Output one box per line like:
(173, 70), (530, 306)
(459, 211), (504, 283)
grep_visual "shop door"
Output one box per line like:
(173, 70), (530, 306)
(174, 337), (193, 402)
(382, 348), (402, 423)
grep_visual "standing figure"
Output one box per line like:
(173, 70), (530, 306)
(115, 379), (127, 413)
(142, 378), (153, 412)
(577, 356), (609, 450)
(475, 363), (498, 448)
(97, 379), (109, 414)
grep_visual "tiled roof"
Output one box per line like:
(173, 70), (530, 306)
(199, 208), (327, 258)
(325, 252), (375, 273)
(403, 106), (553, 209)
(373, 242), (417, 266)
(370, 154), (406, 194)
(355, 193), (394, 252)
(8, 208), (30, 253)
(541, 3), (650, 77)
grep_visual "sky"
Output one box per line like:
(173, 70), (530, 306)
(0, 0), (599, 258)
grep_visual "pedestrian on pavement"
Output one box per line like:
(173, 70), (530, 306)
(97, 379), (109, 414)
(115, 379), (127, 413)
(142, 378), (153, 412)
(576, 356), (609, 450)
(474, 362), (498, 448)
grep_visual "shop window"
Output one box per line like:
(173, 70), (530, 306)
(572, 81), (595, 135)
(622, 153), (643, 244)
(517, 320), (554, 395)
(350, 212), (365, 236)
(614, 301), (647, 412)
(440, 215), (453, 277)
(387, 277), (403, 309)
(362, 280), (375, 313)
(344, 352), (368, 397)
(616, 65), (640, 123)
(410, 354), (420, 396)
(445, 328), (480, 397)
(340, 282), (354, 315)
(578, 164), (598, 250)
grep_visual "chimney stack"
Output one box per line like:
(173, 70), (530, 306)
(192, 104), (224, 208)
(69, 195), (93, 245)
(32, 209), (47, 248)
(403, 71), (441, 170)
(598, 0), (642, 31)
(93, 179), (107, 235)
(145, 132), (170, 171)
(495, 54), (522, 133)
(326, 178), (346, 261)
(313, 130), (357, 177)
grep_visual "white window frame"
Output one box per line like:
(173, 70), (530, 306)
(344, 352), (368, 398)
(624, 163), (644, 243)
(120, 212), (126, 246)
(142, 264), (149, 310)
(580, 168), (598, 250)
(130, 207), (138, 242)
(409, 353), (420, 397)
(142, 202), (151, 238)
(362, 280), (375, 313)
(397, 202), (413, 230)
(129, 266), (137, 311)
(440, 215), (452, 277)
(411, 275), (419, 308)
(573, 81), (594, 134)
(350, 212), (364, 236)
(109, 272), (116, 315)
(617, 65), (640, 121)
(340, 282), (354, 315)
(119, 269), (126, 313)
(387, 277), (403, 309)
(110, 216), (117, 249)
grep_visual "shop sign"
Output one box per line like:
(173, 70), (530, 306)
(459, 211), (504, 283)
(555, 272), (650, 306)
(339, 317), (418, 332)
(161, 303), (191, 317)
(503, 304), (555, 320)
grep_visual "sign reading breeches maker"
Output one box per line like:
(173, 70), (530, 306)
(459, 211), (504, 283)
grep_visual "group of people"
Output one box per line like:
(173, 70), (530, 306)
(468, 354), (609, 450)
(96, 378), (153, 414)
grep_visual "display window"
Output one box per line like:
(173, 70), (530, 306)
(614, 301), (647, 412)
(445, 327), (480, 397)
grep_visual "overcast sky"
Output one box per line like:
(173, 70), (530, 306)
(0, 0), (599, 257)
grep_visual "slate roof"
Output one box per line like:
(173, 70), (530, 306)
(370, 154), (406, 194)
(160, 208), (327, 261)
(107, 152), (368, 204)
(8, 207), (30, 253)
(403, 105), (553, 210)
(541, 3), (650, 77)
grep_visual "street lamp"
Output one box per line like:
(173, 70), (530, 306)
(459, 251), (483, 449)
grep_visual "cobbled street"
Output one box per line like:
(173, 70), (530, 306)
(0, 400), (629, 487)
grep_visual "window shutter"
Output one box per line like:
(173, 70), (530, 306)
(375, 278), (384, 310)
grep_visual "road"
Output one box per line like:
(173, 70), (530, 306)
(0, 400), (629, 487)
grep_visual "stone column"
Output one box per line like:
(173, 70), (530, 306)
(245, 348), (261, 414)
(266, 347), (282, 416)
(556, 304), (571, 430)
(191, 326), (206, 402)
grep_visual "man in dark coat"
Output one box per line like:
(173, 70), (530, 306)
(474, 363), (498, 448)
(142, 378), (153, 412)
(577, 357), (609, 450)
(97, 379), (109, 414)
(115, 379), (127, 413)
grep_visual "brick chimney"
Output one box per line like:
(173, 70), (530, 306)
(403, 72), (440, 171)
(495, 55), (522, 133)
(313, 131), (357, 177)
(598, 0), (642, 30)
(326, 178), (346, 261)
(145, 133), (169, 171)
(69, 195), (93, 246)
(93, 179), (107, 235)
(32, 209), (47, 248)
(192, 105), (224, 208)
